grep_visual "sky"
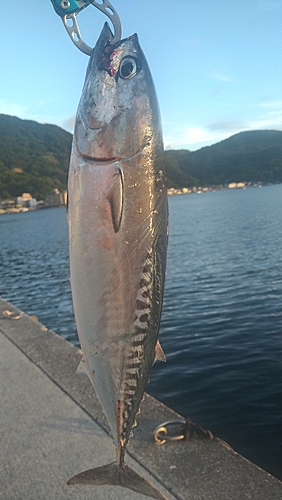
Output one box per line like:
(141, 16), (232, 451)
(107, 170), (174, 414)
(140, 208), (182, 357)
(2, 1), (282, 151)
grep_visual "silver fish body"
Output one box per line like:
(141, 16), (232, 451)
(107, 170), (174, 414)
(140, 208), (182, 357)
(67, 24), (168, 500)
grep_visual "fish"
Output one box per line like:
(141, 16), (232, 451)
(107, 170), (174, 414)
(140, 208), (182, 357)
(67, 23), (168, 500)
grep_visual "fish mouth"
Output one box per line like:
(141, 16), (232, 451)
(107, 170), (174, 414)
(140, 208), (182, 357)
(80, 150), (141, 164)
(80, 153), (118, 163)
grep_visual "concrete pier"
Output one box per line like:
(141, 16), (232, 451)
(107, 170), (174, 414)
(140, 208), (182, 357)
(0, 296), (282, 500)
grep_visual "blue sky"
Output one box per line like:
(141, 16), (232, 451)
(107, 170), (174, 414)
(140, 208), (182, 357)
(2, 1), (282, 150)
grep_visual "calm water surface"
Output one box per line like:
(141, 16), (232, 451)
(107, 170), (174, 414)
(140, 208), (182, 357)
(0, 185), (282, 480)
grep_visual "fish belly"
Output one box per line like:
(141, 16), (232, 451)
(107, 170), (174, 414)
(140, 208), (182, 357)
(68, 150), (167, 446)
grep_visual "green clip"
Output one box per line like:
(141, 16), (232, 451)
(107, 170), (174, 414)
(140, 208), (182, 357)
(50, 1), (89, 17)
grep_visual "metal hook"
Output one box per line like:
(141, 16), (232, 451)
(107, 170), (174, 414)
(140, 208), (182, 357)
(153, 418), (214, 445)
(51, 0), (122, 55)
(153, 420), (187, 445)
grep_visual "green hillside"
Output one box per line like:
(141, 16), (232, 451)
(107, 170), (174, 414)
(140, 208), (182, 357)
(0, 114), (72, 200)
(0, 114), (282, 200)
(165, 130), (282, 188)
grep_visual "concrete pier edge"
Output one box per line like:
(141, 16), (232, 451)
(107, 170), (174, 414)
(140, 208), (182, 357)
(0, 296), (281, 500)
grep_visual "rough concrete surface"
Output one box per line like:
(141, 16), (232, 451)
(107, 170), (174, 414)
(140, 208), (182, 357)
(0, 296), (282, 500)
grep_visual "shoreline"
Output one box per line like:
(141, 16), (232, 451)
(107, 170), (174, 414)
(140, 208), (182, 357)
(0, 204), (66, 215)
(1, 182), (281, 215)
(167, 181), (279, 196)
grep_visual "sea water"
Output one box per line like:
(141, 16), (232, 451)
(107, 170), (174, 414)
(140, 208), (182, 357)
(1, 184), (282, 480)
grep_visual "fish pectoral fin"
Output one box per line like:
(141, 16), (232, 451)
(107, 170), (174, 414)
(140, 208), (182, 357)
(154, 340), (166, 363)
(76, 358), (90, 377)
(67, 462), (167, 500)
(106, 167), (123, 233)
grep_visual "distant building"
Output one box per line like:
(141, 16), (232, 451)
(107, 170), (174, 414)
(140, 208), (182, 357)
(16, 192), (31, 205)
(228, 182), (246, 189)
(0, 199), (15, 209)
(168, 187), (192, 196)
(16, 193), (37, 208)
(45, 189), (67, 207)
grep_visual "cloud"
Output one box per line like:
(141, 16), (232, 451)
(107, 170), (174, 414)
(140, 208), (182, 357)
(250, 100), (282, 129)
(63, 116), (75, 132)
(0, 99), (75, 134)
(259, 0), (282, 10)
(207, 73), (235, 97)
(163, 93), (282, 151)
(164, 105), (282, 151)
(177, 34), (203, 49)
(0, 99), (28, 118)
(249, 113), (282, 129)
(207, 120), (246, 132)
(208, 72), (234, 84)
(256, 100), (282, 109)
(164, 126), (239, 151)
(0, 99), (60, 126)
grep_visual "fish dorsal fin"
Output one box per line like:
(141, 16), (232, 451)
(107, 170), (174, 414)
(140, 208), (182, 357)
(154, 340), (166, 363)
(76, 358), (90, 377)
(106, 167), (123, 233)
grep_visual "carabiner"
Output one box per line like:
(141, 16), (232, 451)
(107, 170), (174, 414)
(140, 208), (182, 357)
(51, 0), (122, 55)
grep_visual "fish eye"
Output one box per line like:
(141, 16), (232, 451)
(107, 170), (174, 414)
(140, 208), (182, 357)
(119, 57), (138, 80)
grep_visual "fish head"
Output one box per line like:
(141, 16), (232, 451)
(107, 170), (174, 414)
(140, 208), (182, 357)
(75, 23), (162, 161)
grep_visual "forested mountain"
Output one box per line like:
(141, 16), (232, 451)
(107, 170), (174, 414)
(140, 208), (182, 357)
(0, 114), (282, 200)
(165, 130), (282, 188)
(0, 114), (72, 200)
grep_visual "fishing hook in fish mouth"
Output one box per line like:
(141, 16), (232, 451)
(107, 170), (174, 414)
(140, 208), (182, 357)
(51, 0), (122, 54)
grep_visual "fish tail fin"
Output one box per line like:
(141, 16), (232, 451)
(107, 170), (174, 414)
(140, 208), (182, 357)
(67, 461), (167, 500)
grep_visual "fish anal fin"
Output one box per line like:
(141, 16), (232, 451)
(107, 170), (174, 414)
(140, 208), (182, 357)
(76, 358), (90, 378)
(106, 167), (123, 233)
(67, 462), (167, 500)
(154, 340), (166, 363)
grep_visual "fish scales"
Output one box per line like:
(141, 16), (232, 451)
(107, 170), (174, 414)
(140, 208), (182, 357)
(67, 23), (168, 500)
